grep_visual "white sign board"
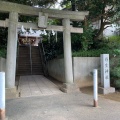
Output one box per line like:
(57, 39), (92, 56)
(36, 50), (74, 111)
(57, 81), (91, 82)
(101, 54), (110, 88)
(38, 12), (48, 28)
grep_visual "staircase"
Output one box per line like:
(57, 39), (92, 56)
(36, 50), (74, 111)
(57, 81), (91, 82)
(16, 45), (44, 75)
(31, 46), (43, 75)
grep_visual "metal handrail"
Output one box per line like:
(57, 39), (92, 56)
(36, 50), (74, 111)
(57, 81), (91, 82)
(38, 41), (48, 76)
(16, 42), (19, 72)
(41, 42), (47, 64)
(29, 44), (32, 75)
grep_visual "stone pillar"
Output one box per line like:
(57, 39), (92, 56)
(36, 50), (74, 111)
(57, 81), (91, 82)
(99, 54), (115, 94)
(6, 12), (18, 89)
(101, 54), (110, 88)
(63, 18), (73, 84)
(60, 18), (79, 93)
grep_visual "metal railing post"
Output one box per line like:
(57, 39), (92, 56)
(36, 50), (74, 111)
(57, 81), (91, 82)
(0, 72), (5, 120)
(93, 69), (98, 107)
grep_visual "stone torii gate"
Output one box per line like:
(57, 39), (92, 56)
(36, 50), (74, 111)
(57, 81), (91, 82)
(0, 1), (89, 92)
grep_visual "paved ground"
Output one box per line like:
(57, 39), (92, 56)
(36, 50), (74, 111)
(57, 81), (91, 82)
(81, 86), (120, 102)
(6, 75), (120, 120)
(6, 92), (120, 120)
(19, 75), (62, 97)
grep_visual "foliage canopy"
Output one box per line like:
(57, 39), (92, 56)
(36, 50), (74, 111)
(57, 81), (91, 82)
(61, 0), (120, 39)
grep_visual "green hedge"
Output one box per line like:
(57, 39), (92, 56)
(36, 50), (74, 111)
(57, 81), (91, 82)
(0, 48), (6, 58)
(72, 49), (113, 57)
(108, 36), (120, 42)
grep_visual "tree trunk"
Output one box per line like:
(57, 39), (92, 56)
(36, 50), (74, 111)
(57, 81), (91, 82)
(94, 23), (105, 40)
(71, 0), (76, 11)
(94, 7), (105, 40)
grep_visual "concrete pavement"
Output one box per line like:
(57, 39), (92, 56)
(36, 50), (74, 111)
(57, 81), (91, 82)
(19, 75), (62, 97)
(6, 92), (120, 120)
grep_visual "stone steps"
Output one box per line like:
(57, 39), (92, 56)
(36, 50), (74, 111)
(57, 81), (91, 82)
(16, 46), (44, 75)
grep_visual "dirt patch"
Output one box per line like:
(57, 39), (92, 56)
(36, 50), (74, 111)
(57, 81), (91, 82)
(101, 92), (120, 102)
(80, 86), (120, 102)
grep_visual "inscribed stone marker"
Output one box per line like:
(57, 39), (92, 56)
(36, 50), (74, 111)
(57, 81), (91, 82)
(101, 54), (110, 88)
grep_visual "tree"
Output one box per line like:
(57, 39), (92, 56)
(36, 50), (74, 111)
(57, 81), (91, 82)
(61, 0), (120, 40)
(1, 0), (57, 8)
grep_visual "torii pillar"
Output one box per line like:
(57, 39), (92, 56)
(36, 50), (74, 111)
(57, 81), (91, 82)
(61, 18), (79, 92)
(5, 12), (18, 90)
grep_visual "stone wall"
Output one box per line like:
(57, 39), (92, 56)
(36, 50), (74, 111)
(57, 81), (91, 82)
(47, 59), (65, 82)
(73, 57), (100, 87)
(0, 57), (6, 72)
(47, 57), (100, 87)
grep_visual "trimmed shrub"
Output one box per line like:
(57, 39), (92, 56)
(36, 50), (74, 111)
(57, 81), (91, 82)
(114, 80), (120, 89)
(0, 47), (6, 58)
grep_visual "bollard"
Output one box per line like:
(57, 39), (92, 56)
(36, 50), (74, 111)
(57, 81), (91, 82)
(93, 69), (98, 107)
(0, 72), (5, 120)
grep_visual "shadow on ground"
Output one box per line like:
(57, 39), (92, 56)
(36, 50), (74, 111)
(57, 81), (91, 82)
(80, 86), (120, 102)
